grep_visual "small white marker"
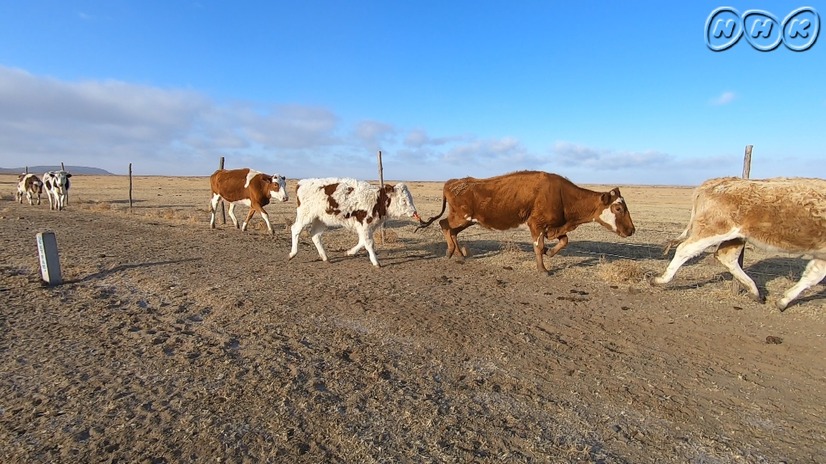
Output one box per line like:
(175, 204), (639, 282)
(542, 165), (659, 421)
(36, 231), (62, 286)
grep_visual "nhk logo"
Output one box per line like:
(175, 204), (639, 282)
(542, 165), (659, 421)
(705, 6), (820, 51)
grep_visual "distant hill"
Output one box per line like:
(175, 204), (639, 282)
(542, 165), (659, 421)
(0, 166), (114, 175)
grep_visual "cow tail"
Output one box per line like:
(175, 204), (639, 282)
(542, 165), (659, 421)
(415, 196), (447, 232)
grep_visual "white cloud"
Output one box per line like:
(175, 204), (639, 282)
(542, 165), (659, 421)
(710, 91), (736, 106)
(552, 141), (671, 170)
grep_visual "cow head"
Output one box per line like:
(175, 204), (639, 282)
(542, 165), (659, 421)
(596, 188), (635, 237)
(49, 171), (72, 194)
(385, 183), (421, 221)
(267, 174), (289, 202)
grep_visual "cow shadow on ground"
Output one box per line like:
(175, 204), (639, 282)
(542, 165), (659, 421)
(71, 258), (202, 283)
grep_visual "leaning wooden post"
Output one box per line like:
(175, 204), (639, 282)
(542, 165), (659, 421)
(218, 156), (226, 224)
(25, 166), (28, 174)
(732, 145), (753, 294)
(377, 150), (386, 245)
(60, 162), (65, 171)
(128, 163), (133, 213)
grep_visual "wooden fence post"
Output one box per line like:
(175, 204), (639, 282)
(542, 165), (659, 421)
(128, 163), (133, 214)
(732, 145), (753, 294)
(377, 151), (386, 245)
(61, 162), (65, 171)
(218, 156), (226, 224)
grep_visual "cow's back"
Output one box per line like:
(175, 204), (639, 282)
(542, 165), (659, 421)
(211, 168), (253, 202)
(444, 171), (567, 230)
(695, 177), (826, 255)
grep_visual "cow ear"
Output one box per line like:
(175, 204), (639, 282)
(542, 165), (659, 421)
(66, 173), (72, 178)
(602, 188), (620, 204)
(383, 184), (394, 194)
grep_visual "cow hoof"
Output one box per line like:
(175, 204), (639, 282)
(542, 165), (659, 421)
(460, 246), (469, 257)
(751, 293), (766, 304)
(649, 276), (666, 287)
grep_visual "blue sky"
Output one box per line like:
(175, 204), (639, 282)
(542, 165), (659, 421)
(1, 1), (824, 185)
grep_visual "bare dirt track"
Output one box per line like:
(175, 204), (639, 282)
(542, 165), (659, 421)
(1, 174), (825, 463)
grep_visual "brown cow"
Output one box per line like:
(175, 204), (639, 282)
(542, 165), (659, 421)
(17, 173), (43, 205)
(417, 171), (636, 272)
(209, 168), (289, 234)
(652, 176), (826, 310)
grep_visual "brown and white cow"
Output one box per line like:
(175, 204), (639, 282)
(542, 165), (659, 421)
(652, 176), (826, 311)
(17, 173), (43, 205)
(289, 178), (420, 267)
(209, 168), (289, 234)
(416, 171), (636, 272)
(43, 170), (72, 211)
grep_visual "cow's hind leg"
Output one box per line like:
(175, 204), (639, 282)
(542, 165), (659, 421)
(528, 222), (549, 272)
(714, 238), (762, 302)
(652, 232), (736, 285)
(776, 259), (826, 311)
(439, 216), (471, 260)
(309, 219), (329, 262)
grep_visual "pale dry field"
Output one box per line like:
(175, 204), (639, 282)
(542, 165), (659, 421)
(1, 173), (824, 463)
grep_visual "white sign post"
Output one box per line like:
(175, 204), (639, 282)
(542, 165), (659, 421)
(36, 231), (62, 285)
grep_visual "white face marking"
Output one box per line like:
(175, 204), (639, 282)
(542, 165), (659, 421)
(598, 197), (623, 232)
(269, 174), (289, 202)
(390, 183), (418, 218)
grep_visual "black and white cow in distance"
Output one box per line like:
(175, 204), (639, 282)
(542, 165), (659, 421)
(209, 168), (289, 234)
(43, 170), (72, 211)
(289, 178), (420, 267)
(17, 173), (43, 205)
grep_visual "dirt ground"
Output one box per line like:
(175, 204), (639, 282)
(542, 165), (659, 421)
(1, 174), (824, 463)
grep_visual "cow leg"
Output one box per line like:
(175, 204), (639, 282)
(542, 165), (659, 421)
(288, 215), (307, 260)
(227, 203), (240, 228)
(652, 233), (733, 285)
(346, 237), (366, 256)
(361, 227), (381, 267)
(528, 221), (549, 272)
(209, 193), (222, 229)
(241, 206), (259, 232)
(440, 215), (472, 260)
(777, 259), (826, 311)
(545, 234), (569, 258)
(309, 219), (329, 262)
(714, 239), (762, 302)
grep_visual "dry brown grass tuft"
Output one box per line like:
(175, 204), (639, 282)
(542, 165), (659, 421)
(378, 229), (399, 244)
(596, 257), (647, 284)
(499, 238), (522, 254)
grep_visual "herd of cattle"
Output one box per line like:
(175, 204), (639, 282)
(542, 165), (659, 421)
(15, 170), (73, 211)
(13, 168), (826, 310)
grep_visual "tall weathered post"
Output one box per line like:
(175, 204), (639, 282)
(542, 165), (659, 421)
(732, 144), (753, 294)
(377, 150), (386, 245)
(128, 163), (133, 213)
(218, 156), (226, 224)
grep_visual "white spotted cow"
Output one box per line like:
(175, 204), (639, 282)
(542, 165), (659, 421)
(209, 168), (289, 234)
(652, 176), (826, 311)
(289, 178), (420, 267)
(17, 173), (43, 205)
(43, 170), (72, 211)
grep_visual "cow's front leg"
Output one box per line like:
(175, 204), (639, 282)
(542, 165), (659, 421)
(545, 234), (569, 258)
(227, 203), (240, 228)
(241, 207), (257, 232)
(356, 227), (380, 267)
(288, 217), (305, 260)
(346, 238), (366, 256)
(777, 259), (826, 311)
